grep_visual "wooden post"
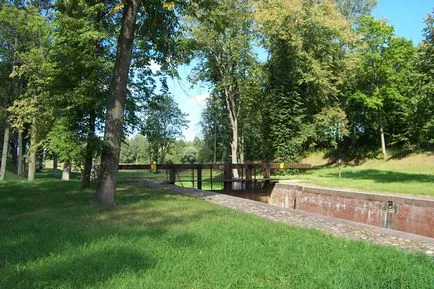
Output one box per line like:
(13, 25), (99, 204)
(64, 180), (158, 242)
(245, 162), (252, 191)
(210, 167), (213, 191)
(223, 160), (232, 194)
(169, 166), (176, 184)
(191, 168), (195, 188)
(197, 164), (202, 190)
(263, 161), (270, 186)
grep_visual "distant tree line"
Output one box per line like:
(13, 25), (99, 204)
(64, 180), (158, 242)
(120, 134), (204, 165)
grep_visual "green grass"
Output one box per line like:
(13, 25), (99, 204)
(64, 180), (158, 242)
(1, 173), (433, 288)
(281, 167), (434, 196)
(283, 153), (434, 197)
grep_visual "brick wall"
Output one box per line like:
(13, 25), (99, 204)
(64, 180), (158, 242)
(267, 184), (434, 238)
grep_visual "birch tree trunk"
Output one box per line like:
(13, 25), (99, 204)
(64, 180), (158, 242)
(230, 117), (239, 177)
(380, 126), (387, 160)
(17, 129), (24, 177)
(28, 117), (37, 181)
(0, 123), (10, 181)
(224, 87), (239, 180)
(94, 0), (140, 207)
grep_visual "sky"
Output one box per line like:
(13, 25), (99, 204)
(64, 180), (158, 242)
(169, 0), (433, 141)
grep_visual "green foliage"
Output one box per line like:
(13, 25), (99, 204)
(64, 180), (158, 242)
(120, 134), (149, 163)
(45, 118), (82, 163)
(195, 1), (432, 161)
(335, 0), (377, 21)
(314, 106), (349, 149)
(180, 146), (199, 164)
(410, 11), (434, 148)
(141, 93), (188, 163)
(199, 93), (231, 162)
(256, 0), (352, 161)
(186, 0), (257, 163)
(345, 16), (418, 149)
(4, 2), (54, 158)
(0, 0), (432, 188)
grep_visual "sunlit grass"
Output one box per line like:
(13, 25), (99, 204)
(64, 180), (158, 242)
(282, 167), (434, 196)
(283, 153), (434, 196)
(1, 174), (433, 288)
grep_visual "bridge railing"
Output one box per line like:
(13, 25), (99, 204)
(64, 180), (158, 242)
(118, 162), (311, 193)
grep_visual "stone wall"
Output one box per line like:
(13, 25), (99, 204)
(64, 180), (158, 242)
(267, 184), (434, 238)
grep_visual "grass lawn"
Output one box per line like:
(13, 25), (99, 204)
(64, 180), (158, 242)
(1, 174), (433, 289)
(281, 153), (434, 197)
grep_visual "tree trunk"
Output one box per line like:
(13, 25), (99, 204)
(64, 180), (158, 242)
(53, 155), (58, 175)
(213, 124), (217, 163)
(28, 118), (37, 181)
(225, 88), (239, 180)
(380, 126), (387, 160)
(10, 132), (17, 168)
(0, 124), (10, 181)
(93, 0), (139, 208)
(17, 129), (24, 177)
(230, 119), (239, 178)
(62, 161), (71, 181)
(81, 111), (96, 188)
(36, 149), (44, 172)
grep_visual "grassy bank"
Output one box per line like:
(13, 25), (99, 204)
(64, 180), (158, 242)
(285, 152), (434, 197)
(1, 175), (433, 288)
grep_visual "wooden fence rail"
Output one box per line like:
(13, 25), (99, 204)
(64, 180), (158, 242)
(118, 162), (311, 193)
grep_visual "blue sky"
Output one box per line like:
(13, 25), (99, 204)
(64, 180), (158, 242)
(170, 0), (433, 141)
(372, 0), (432, 44)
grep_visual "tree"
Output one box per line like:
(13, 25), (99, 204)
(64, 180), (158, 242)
(410, 11), (434, 148)
(313, 107), (349, 149)
(186, 0), (256, 174)
(335, 0), (377, 21)
(141, 93), (187, 164)
(94, 0), (182, 207)
(94, 0), (140, 207)
(49, 0), (112, 187)
(0, 2), (45, 180)
(180, 146), (199, 164)
(6, 1), (53, 181)
(346, 16), (417, 158)
(119, 134), (149, 163)
(45, 118), (82, 181)
(199, 93), (231, 162)
(256, 0), (352, 161)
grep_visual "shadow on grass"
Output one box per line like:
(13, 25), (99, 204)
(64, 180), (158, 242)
(325, 169), (434, 183)
(5, 246), (156, 289)
(0, 178), (217, 289)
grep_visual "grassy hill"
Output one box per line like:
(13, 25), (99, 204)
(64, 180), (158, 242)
(287, 151), (434, 197)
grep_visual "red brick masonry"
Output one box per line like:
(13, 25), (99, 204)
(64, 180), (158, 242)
(268, 184), (434, 238)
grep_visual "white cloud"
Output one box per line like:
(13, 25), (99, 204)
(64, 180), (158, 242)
(148, 60), (161, 74)
(191, 93), (209, 105)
